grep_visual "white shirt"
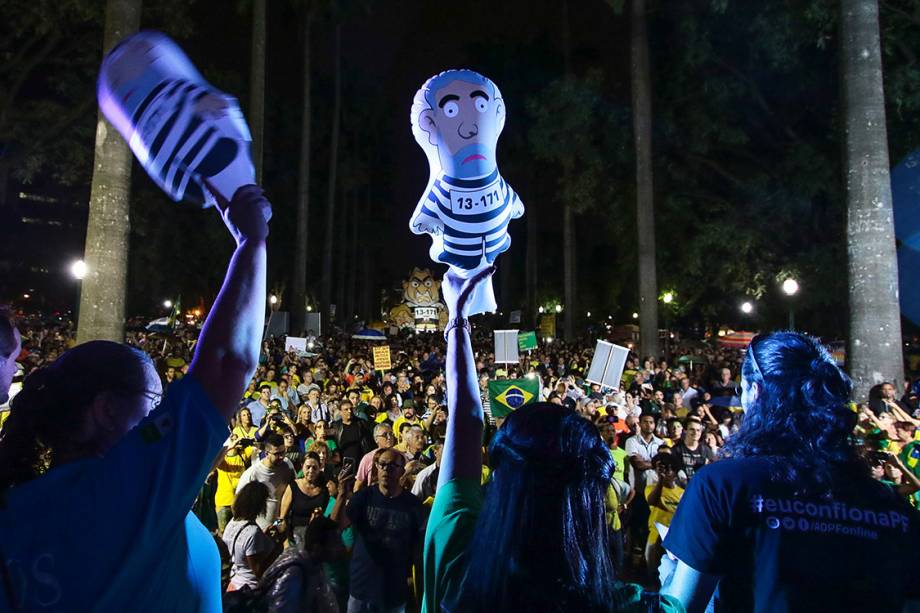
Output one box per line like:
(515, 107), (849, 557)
(625, 433), (664, 491)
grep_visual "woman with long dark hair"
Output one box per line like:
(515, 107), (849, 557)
(662, 331), (920, 612)
(0, 185), (271, 610)
(421, 268), (681, 612)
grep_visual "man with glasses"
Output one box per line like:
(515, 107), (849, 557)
(673, 417), (714, 486)
(354, 424), (396, 492)
(340, 448), (425, 613)
(235, 432), (294, 529)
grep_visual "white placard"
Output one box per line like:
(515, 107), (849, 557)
(585, 340), (629, 389)
(494, 329), (520, 364)
(285, 336), (308, 353)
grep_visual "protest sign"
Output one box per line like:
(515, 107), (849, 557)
(373, 346), (392, 371)
(494, 330), (520, 364)
(585, 340), (630, 390)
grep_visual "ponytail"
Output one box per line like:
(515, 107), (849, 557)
(0, 341), (152, 491)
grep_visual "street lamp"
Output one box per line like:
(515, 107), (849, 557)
(586, 311), (591, 318)
(70, 260), (87, 280)
(555, 304), (563, 313)
(632, 312), (639, 319)
(782, 278), (799, 329)
(662, 292), (674, 304)
(163, 300), (173, 309)
(269, 295), (278, 306)
(538, 306), (545, 314)
(741, 301), (753, 315)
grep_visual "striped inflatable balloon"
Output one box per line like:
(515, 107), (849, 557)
(97, 31), (254, 207)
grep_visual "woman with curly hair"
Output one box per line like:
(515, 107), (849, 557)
(662, 331), (920, 612)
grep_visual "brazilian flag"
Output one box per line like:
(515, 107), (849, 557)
(488, 378), (540, 418)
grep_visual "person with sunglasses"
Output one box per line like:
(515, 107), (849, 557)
(338, 447), (425, 613)
(0, 185), (271, 610)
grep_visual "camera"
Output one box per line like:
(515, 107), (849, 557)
(236, 438), (255, 448)
(271, 413), (284, 423)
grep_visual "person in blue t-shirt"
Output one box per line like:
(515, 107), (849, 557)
(661, 332), (920, 612)
(0, 184), (271, 611)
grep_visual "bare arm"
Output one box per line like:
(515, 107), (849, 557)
(661, 558), (721, 613)
(438, 268), (494, 487)
(647, 479), (665, 509)
(279, 484), (293, 522)
(189, 185), (271, 420)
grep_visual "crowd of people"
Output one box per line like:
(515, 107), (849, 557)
(1, 182), (919, 612)
(5, 305), (920, 611)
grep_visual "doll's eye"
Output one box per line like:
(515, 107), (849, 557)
(443, 101), (459, 117)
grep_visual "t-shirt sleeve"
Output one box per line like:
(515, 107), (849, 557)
(346, 487), (368, 528)
(662, 464), (733, 575)
(92, 376), (228, 545)
(243, 524), (272, 557)
(422, 478), (482, 613)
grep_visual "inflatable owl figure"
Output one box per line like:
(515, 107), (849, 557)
(409, 69), (524, 316)
(98, 31), (254, 207)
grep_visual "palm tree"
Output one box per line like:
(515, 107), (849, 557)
(249, 0), (266, 182)
(290, 1), (313, 336)
(840, 0), (904, 399)
(76, 0), (141, 344)
(320, 24), (342, 322)
(631, 0), (659, 360)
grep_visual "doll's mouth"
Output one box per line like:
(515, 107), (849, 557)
(461, 154), (487, 164)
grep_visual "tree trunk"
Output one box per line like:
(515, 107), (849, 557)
(347, 186), (360, 323)
(336, 189), (348, 322)
(320, 24), (342, 323)
(631, 0), (659, 360)
(361, 186), (372, 321)
(249, 0), (266, 182)
(841, 0), (904, 399)
(563, 201), (575, 339)
(525, 204), (538, 326)
(290, 4), (312, 336)
(76, 0), (141, 344)
(0, 161), (9, 208)
(561, 0), (575, 340)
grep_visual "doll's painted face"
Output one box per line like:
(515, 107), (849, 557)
(417, 78), (505, 179)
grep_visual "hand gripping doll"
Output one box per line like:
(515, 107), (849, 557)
(409, 69), (524, 316)
(97, 31), (254, 207)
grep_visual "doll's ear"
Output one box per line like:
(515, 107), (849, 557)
(419, 109), (438, 146)
(495, 98), (506, 133)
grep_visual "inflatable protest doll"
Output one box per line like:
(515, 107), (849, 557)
(409, 69), (524, 315)
(97, 31), (254, 207)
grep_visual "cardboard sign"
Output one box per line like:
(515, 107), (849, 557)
(373, 346), (392, 371)
(539, 314), (556, 339)
(285, 336), (308, 353)
(494, 329), (520, 364)
(585, 340), (630, 390)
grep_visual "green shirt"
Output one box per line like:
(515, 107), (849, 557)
(422, 478), (481, 613)
(611, 447), (629, 482)
(421, 478), (686, 613)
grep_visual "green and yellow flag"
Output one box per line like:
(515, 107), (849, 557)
(488, 378), (540, 418)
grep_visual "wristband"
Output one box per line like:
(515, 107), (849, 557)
(443, 317), (471, 341)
